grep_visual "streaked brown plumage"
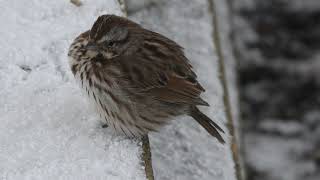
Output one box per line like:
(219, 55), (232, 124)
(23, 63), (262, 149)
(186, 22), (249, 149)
(68, 14), (225, 143)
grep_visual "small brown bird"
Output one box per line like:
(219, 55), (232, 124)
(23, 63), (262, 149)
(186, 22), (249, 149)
(68, 14), (225, 143)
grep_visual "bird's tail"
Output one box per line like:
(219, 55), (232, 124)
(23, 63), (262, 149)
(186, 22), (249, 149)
(190, 107), (225, 143)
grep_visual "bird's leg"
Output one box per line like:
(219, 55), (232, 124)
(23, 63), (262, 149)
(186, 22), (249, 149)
(101, 115), (109, 128)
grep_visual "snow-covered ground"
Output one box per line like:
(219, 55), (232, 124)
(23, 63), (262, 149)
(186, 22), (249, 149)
(0, 0), (147, 179)
(128, 0), (237, 180)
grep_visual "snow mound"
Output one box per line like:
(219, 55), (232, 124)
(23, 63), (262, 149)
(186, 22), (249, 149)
(0, 0), (146, 179)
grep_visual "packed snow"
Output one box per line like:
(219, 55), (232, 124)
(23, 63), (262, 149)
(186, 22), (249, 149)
(0, 0), (147, 179)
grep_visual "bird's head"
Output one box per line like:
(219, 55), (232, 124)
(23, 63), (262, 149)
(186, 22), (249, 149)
(84, 14), (141, 61)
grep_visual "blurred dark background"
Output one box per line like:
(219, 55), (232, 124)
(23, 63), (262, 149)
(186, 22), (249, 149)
(231, 0), (320, 180)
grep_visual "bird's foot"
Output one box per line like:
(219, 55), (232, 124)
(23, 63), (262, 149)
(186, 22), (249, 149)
(102, 124), (109, 128)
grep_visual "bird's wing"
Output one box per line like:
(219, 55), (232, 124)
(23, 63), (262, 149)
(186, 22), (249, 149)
(143, 72), (209, 106)
(118, 30), (208, 106)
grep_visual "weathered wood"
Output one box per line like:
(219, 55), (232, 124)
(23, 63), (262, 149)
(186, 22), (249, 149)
(210, 0), (245, 179)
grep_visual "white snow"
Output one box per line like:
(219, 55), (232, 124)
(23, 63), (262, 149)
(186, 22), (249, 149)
(129, 0), (237, 180)
(0, 0), (146, 179)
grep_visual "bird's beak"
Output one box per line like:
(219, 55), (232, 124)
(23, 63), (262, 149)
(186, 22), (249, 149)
(85, 41), (100, 51)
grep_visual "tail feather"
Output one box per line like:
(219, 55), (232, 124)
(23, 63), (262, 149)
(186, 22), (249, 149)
(190, 107), (225, 144)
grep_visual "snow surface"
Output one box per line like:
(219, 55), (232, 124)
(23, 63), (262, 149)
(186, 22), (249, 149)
(0, 0), (147, 179)
(128, 0), (236, 180)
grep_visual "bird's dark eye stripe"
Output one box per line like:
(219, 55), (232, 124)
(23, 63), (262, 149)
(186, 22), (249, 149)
(104, 34), (129, 47)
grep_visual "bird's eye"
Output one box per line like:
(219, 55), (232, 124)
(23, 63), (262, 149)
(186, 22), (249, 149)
(105, 41), (115, 48)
